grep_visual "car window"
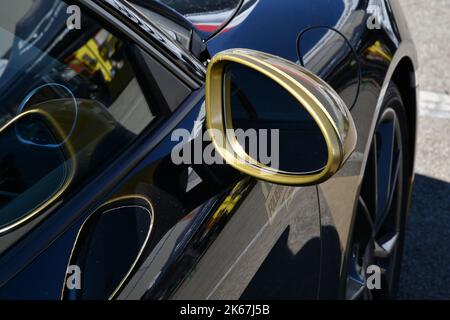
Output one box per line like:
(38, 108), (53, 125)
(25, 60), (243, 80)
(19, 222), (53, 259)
(0, 0), (162, 232)
(62, 196), (153, 300)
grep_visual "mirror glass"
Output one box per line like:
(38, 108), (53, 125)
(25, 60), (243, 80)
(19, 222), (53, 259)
(224, 63), (328, 174)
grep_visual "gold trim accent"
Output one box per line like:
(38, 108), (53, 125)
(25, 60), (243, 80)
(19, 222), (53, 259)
(0, 109), (76, 234)
(206, 48), (357, 185)
(60, 194), (154, 300)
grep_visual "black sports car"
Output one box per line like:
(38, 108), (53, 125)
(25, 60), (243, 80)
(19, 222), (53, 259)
(0, 0), (417, 300)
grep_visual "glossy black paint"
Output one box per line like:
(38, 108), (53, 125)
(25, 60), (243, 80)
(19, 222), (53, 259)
(157, 0), (243, 40)
(0, 0), (417, 300)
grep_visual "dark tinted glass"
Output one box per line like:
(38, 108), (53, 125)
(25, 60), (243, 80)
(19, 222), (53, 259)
(0, 113), (68, 228)
(225, 63), (328, 173)
(0, 0), (157, 231)
(64, 200), (152, 300)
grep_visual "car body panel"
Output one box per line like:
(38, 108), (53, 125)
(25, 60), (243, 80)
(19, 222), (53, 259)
(157, 0), (243, 39)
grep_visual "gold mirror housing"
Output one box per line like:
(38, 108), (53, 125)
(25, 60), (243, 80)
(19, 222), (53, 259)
(205, 48), (357, 185)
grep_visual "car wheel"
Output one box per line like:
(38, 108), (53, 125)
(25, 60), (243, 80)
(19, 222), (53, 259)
(345, 82), (410, 300)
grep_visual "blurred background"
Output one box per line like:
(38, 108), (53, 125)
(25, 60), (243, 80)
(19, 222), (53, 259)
(397, 0), (450, 299)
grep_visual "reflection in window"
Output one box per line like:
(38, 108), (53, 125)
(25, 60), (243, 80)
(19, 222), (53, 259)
(63, 197), (153, 300)
(0, 0), (155, 232)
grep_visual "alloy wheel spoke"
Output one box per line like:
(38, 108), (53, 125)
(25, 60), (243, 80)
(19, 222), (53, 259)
(372, 134), (379, 217)
(346, 254), (366, 300)
(374, 233), (399, 258)
(359, 196), (375, 231)
(360, 134), (378, 220)
(376, 117), (396, 221)
(346, 277), (366, 300)
(375, 149), (401, 232)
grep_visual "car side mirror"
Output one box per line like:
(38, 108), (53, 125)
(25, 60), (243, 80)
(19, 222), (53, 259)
(205, 49), (357, 186)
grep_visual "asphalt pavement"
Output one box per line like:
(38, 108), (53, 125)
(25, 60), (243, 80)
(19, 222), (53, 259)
(397, 0), (450, 299)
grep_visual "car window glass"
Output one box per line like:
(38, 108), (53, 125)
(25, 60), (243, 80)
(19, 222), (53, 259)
(0, 0), (158, 232)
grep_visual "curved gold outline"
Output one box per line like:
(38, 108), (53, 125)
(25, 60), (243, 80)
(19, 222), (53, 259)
(0, 109), (76, 234)
(60, 194), (155, 300)
(206, 48), (357, 185)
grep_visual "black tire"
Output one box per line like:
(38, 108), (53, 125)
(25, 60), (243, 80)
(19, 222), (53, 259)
(345, 82), (410, 300)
